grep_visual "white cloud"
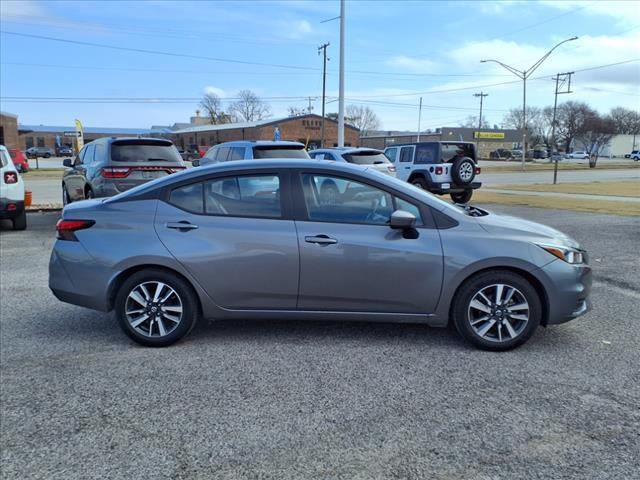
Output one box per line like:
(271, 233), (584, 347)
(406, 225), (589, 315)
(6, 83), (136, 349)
(386, 55), (439, 73)
(0, 0), (45, 18)
(204, 86), (226, 98)
(540, 0), (640, 25)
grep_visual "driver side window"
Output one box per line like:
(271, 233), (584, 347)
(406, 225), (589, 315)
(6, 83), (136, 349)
(301, 173), (421, 226)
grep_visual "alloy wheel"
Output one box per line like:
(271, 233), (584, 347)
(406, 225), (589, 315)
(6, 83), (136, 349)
(459, 162), (474, 182)
(467, 283), (530, 343)
(125, 281), (183, 338)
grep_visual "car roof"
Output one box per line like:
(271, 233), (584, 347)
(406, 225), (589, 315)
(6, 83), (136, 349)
(91, 136), (174, 145)
(309, 147), (382, 154)
(212, 140), (305, 148)
(387, 141), (475, 148)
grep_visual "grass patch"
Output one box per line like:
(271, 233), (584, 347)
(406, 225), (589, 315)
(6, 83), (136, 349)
(22, 168), (65, 180)
(495, 181), (639, 198)
(473, 191), (640, 216)
(480, 162), (639, 173)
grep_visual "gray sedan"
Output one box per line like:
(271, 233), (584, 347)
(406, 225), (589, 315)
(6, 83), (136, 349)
(49, 160), (592, 350)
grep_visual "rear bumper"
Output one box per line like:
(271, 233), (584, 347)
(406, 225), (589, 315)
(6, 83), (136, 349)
(0, 199), (24, 220)
(431, 181), (482, 194)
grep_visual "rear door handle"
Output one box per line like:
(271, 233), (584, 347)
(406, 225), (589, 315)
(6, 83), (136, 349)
(305, 235), (337, 245)
(166, 221), (198, 231)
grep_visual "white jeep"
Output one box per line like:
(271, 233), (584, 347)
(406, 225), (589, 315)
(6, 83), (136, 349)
(0, 145), (27, 230)
(384, 141), (481, 203)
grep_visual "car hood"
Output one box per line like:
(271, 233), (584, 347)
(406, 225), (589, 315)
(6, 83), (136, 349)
(475, 210), (580, 248)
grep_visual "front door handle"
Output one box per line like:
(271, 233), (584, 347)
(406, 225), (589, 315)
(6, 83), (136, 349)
(166, 221), (198, 231)
(305, 234), (337, 245)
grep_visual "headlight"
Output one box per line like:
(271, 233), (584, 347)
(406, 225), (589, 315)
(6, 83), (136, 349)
(537, 244), (585, 264)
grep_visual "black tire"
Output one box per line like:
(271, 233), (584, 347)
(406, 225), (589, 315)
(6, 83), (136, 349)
(44, 153), (51, 158)
(85, 188), (94, 200)
(62, 184), (70, 205)
(451, 157), (476, 185)
(450, 190), (473, 204)
(452, 270), (541, 351)
(12, 210), (27, 231)
(115, 269), (199, 347)
(410, 177), (429, 190)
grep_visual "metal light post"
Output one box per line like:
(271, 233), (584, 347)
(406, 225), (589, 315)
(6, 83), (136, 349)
(481, 37), (578, 171)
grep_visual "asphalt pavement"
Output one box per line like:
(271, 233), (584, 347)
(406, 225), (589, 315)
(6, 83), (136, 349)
(1, 207), (639, 479)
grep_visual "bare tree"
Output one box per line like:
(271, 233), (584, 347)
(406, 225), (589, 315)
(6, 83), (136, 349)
(229, 90), (271, 122)
(554, 101), (595, 153)
(575, 112), (616, 168)
(459, 115), (489, 129)
(345, 105), (381, 134)
(287, 106), (307, 117)
(199, 93), (230, 124)
(608, 107), (640, 134)
(501, 106), (548, 147)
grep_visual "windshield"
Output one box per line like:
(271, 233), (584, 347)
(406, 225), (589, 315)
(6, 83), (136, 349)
(253, 146), (309, 159)
(0, 149), (9, 167)
(111, 141), (182, 163)
(343, 151), (390, 165)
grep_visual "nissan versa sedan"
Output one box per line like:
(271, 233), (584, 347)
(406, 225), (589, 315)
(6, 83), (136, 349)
(49, 160), (592, 351)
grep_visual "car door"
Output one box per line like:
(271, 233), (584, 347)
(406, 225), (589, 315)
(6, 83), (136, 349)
(293, 171), (443, 313)
(64, 145), (90, 201)
(396, 145), (415, 181)
(155, 170), (300, 310)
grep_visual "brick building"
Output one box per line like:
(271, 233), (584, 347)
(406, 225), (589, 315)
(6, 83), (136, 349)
(0, 111), (20, 150)
(361, 127), (521, 159)
(17, 125), (172, 152)
(171, 114), (360, 150)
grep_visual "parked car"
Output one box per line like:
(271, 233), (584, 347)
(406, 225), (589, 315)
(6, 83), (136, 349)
(489, 148), (512, 160)
(309, 147), (396, 177)
(196, 141), (310, 167)
(49, 159), (592, 351)
(383, 141), (481, 203)
(626, 150), (640, 161)
(61, 137), (185, 204)
(8, 149), (29, 172)
(565, 151), (590, 159)
(0, 145), (27, 230)
(531, 149), (548, 160)
(25, 146), (55, 159)
(58, 146), (73, 156)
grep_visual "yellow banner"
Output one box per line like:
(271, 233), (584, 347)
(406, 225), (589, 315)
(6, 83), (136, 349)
(474, 131), (505, 139)
(75, 119), (84, 152)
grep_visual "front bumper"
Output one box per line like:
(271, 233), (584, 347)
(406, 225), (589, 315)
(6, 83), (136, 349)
(539, 259), (592, 325)
(0, 198), (25, 220)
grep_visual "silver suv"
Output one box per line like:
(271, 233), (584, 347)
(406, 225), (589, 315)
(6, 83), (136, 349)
(384, 141), (481, 203)
(196, 141), (310, 166)
(309, 147), (397, 177)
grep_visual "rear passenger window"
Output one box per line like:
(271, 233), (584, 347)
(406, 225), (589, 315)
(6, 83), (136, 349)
(169, 183), (204, 213)
(399, 146), (413, 163)
(415, 144), (437, 164)
(216, 147), (230, 162)
(204, 175), (281, 218)
(384, 148), (398, 163)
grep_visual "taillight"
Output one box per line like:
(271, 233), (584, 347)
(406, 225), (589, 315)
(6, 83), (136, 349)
(435, 166), (443, 175)
(4, 172), (18, 184)
(101, 167), (131, 178)
(475, 166), (481, 174)
(56, 219), (95, 241)
(388, 165), (396, 172)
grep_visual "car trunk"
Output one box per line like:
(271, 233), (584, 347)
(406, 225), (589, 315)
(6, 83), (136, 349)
(342, 151), (395, 176)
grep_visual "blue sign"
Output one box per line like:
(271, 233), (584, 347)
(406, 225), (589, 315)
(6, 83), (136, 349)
(274, 127), (281, 141)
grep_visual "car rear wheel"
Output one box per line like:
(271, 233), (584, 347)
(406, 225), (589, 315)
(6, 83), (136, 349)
(452, 270), (541, 351)
(451, 157), (476, 185)
(410, 177), (429, 190)
(450, 190), (473, 204)
(44, 153), (51, 158)
(62, 185), (70, 205)
(12, 210), (27, 231)
(115, 269), (199, 347)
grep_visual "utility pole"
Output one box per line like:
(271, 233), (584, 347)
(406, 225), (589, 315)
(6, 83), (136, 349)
(337, 0), (345, 147)
(306, 96), (314, 114)
(481, 36), (578, 171)
(318, 42), (330, 148)
(473, 92), (488, 132)
(551, 71), (573, 184)
(417, 97), (423, 142)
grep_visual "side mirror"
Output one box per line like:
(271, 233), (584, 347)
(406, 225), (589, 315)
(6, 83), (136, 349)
(389, 210), (416, 230)
(63, 158), (73, 167)
(191, 159), (200, 167)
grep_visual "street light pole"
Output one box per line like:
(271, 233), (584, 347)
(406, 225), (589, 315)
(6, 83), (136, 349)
(481, 36), (578, 171)
(337, 0), (345, 147)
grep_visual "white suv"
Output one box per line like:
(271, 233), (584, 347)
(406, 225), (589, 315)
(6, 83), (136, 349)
(0, 145), (27, 230)
(384, 141), (481, 203)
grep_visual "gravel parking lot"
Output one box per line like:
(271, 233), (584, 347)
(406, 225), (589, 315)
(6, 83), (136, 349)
(1, 206), (639, 479)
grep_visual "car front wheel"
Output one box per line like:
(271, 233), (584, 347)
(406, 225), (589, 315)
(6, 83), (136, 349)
(452, 270), (541, 351)
(115, 269), (199, 347)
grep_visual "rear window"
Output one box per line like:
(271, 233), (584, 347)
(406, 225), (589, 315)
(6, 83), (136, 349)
(252, 146), (309, 159)
(0, 150), (8, 167)
(441, 143), (475, 162)
(111, 141), (182, 163)
(342, 151), (390, 165)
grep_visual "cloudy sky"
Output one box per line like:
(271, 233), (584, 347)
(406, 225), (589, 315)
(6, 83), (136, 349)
(1, 0), (638, 130)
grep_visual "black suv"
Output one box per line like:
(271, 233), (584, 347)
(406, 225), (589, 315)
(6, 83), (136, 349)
(384, 141), (481, 203)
